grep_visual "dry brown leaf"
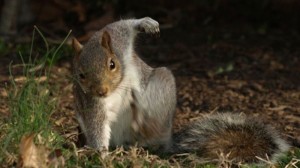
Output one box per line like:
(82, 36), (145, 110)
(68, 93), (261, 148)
(250, 83), (266, 92)
(268, 105), (288, 111)
(18, 134), (65, 168)
(0, 88), (8, 97)
(270, 60), (284, 70)
(14, 76), (27, 83)
(35, 76), (47, 83)
(227, 80), (246, 89)
(18, 134), (49, 168)
(12, 76), (47, 83)
(54, 117), (67, 126)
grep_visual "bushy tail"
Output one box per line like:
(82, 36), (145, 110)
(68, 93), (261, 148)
(173, 113), (290, 164)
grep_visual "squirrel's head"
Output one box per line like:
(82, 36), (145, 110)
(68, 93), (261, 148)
(72, 31), (122, 97)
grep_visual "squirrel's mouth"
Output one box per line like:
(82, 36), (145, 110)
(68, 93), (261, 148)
(97, 93), (107, 97)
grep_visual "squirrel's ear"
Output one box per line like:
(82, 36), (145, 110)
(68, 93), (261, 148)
(72, 38), (83, 54)
(101, 31), (113, 54)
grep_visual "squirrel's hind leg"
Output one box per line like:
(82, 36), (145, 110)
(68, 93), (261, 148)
(131, 67), (176, 151)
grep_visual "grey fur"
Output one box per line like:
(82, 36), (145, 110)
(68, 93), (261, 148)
(72, 17), (176, 154)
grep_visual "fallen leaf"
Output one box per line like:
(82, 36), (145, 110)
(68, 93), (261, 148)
(14, 76), (27, 83)
(35, 76), (47, 83)
(54, 117), (67, 126)
(268, 105), (288, 111)
(0, 88), (8, 97)
(18, 134), (48, 168)
(18, 133), (65, 168)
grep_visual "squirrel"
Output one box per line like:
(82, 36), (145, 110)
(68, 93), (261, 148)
(71, 17), (290, 164)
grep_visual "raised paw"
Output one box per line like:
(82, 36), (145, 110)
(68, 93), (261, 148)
(136, 17), (160, 36)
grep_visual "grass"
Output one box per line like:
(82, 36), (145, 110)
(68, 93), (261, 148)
(0, 28), (299, 168)
(0, 27), (70, 165)
(278, 148), (300, 168)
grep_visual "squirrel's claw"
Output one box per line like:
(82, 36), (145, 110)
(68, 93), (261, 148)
(137, 17), (160, 37)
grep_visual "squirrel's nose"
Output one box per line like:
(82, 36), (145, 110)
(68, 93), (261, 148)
(97, 87), (108, 97)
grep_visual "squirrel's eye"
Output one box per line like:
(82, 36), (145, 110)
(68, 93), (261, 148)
(109, 59), (115, 70)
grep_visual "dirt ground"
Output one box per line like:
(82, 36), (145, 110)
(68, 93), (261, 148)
(1, 1), (300, 157)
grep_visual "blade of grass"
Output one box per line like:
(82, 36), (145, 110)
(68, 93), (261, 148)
(48, 29), (72, 69)
(33, 26), (49, 53)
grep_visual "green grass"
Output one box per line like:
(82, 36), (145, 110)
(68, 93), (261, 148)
(0, 27), (299, 167)
(278, 148), (300, 167)
(0, 27), (71, 165)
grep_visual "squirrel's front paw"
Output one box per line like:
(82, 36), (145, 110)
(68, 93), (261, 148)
(100, 148), (109, 159)
(137, 17), (160, 36)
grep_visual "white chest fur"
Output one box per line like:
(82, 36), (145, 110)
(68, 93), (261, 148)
(103, 50), (141, 146)
(103, 78), (133, 146)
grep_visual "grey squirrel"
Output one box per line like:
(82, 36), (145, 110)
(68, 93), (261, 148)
(71, 17), (289, 164)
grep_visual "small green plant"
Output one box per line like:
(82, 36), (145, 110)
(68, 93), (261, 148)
(0, 27), (71, 165)
(277, 148), (300, 168)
